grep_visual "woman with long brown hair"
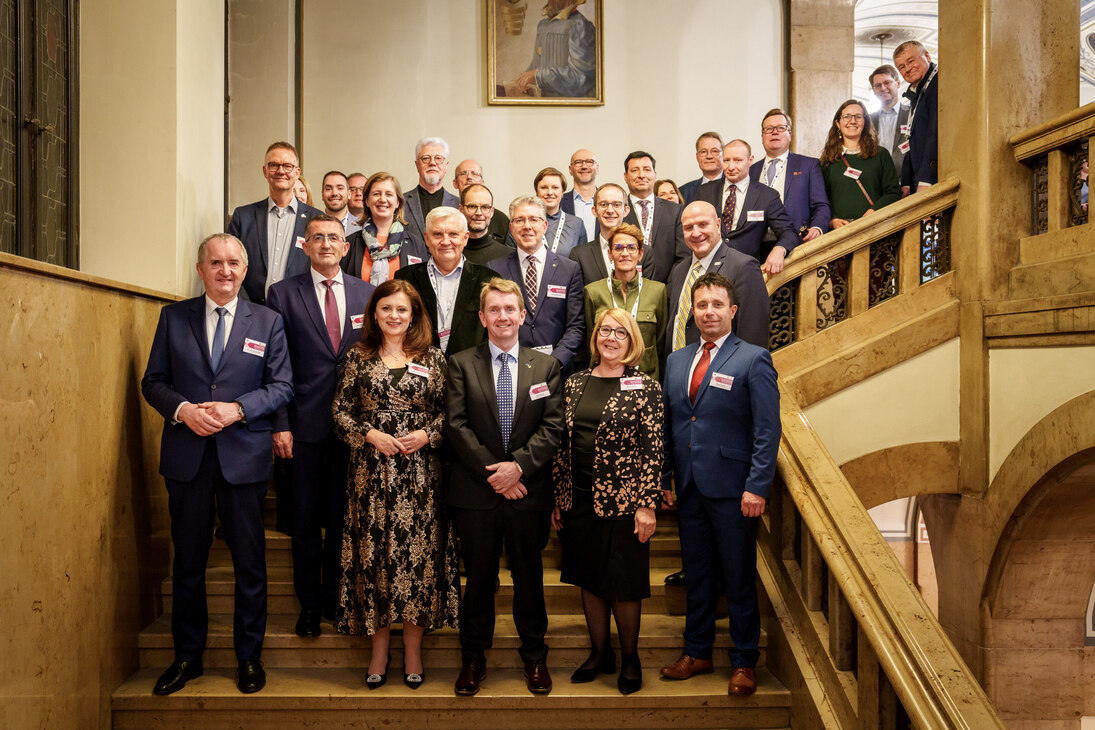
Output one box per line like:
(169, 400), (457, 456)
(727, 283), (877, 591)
(331, 278), (458, 690)
(341, 172), (428, 285)
(819, 99), (901, 228)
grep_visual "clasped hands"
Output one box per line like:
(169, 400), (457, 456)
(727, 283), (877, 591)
(364, 428), (429, 457)
(487, 461), (526, 500)
(179, 401), (239, 437)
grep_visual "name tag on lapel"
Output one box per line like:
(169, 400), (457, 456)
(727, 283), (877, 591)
(295, 236), (305, 250)
(529, 382), (550, 400)
(243, 338), (267, 357)
(350, 314), (364, 330)
(620, 376), (643, 391)
(710, 373), (734, 391)
(546, 285), (566, 299)
(899, 140), (911, 153)
(408, 255), (423, 264)
(746, 210), (764, 222)
(532, 345), (553, 355)
(407, 362), (430, 378)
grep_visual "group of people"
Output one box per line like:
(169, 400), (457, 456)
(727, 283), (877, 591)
(138, 38), (936, 702)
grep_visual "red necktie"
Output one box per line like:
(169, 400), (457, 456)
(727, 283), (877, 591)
(689, 341), (716, 404)
(322, 279), (341, 351)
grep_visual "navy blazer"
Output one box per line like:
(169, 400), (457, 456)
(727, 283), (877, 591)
(900, 63), (938, 189)
(622, 196), (688, 283)
(266, 271), (376, 441)
(695, 179), (800, 261)
(662, 333), (780, 500)
(141, 296), (294, 485)
(403, 186), (460, 250)
(749, 153), (830, 236)
(227, 198), (323, 306)
(489, 249), (586, 368)
(666, 244), (770, 350)
(679, 174), (722, 205)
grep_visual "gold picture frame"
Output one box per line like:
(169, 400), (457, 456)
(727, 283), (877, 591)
(486, 0), (604, 106)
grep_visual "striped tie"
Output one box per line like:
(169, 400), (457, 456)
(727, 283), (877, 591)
(525, 255), (538, 318)
(672, 262), (703, 352)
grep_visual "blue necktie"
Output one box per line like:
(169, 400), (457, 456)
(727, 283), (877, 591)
(497, 352), (513, 451)
(211, 306), (227, 371)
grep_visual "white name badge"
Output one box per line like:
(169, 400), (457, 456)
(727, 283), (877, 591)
(529, 382), (550, 400)
(408, 255), (423, 265)
(295, 236), (305, 249)
(746, 210), (765, 222)
(900, 124), (910, 136)
(546, 285), (566, 299)
(620, 376), (643, 391)
(843, 166), (862, 180)
(407, 362), (430, 378)
(899, 140), (911, 153)
(350, 314), (364, 330)
(532, 345), (553, 355)
(439, 328), (451, 352)
(710, 373), (734, 391)
(243, 338), (267, 357)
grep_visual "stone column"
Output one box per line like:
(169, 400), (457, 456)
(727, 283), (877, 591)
(788, 0), (854, 157)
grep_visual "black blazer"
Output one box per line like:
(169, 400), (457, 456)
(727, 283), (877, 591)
(622, 196), (688, 283)
(694, 179), (799, 261)
(394, 260), (495, 358)
(227, 198), (324, 306)
(445, 343), (564, 512)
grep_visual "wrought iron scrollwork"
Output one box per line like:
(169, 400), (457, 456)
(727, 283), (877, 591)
(1068, 140), (1089, 228)
(816, 256), (850, 331)
(768, 280), (797, 351)
(868, 234), (901, 307)
(1032, 154), (1049, 235)
(920, 210), (952, 283)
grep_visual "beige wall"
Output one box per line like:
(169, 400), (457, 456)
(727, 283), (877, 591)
(293, 0), (785, 211)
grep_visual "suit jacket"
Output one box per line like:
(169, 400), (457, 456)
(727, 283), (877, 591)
(265, 271), (376, 441)
(403, 186), (460, 250)
(489, 249), (586, 368)
(583, 276), (667, 381)
(445, 343), (564, 512)
(900, 63), (938, 189)
(869, 104), (910, 177)
(141, 296), (294, 484)
(395, 259), (495, 358)
(552, 367), (663, 517)
(622, 196), (688, 283)
(695, 179), (799, 261)
(560, 190), (577, 215)
(679, 174), (722, 205)
(569, 240), (610, 286)
(665, 244), (770, 350)
(749, 153), (830, 235)
(662, 333), (780, 500)
(227, 198), (323, 306)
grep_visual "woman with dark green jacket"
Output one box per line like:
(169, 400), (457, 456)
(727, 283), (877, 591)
(820, 99), (902, 228)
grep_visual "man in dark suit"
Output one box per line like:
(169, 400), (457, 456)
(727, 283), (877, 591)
(695, 140), (799, 276)
(141, 233), (294, 696)
(659, 272), (780, 697)
(893, 41), (938, 195)
(446, 278), (564, 697)
(395, 206), (494, 358)
(568, 183), (654, 287)
(621, 150), (688, 283)
(403, 136), (460, 250)
(489, 196), (585, 370)
(678, 132), (724, 205)
(750, 110), (829, 243)
(266, 214), (376, 638)
(562, 148), (599, 241)
(227, 141), (323, 306)
(868, 65), (910, 178)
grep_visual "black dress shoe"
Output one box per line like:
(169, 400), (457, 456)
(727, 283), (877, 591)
(295, 607), (321, 637)
(664, 570), (686, 586)
(570, 650), (616, 683)
(454, 657), (486, 696)
(236, 660), (266, 694)
(153, 660), (203, 695)
(618, 656), (643, 695)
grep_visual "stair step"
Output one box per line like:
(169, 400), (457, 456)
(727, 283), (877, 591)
(111, 666), (790, 729)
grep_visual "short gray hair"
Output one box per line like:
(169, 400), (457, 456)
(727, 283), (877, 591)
(198, 233), (248, 266)
(415, 136), (450, 159)
(509, 195), (546, 218)
(893, 40), (927, 59)
(425, 205), (467, 233)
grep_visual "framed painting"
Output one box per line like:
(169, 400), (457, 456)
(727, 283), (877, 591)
(486, 0), (604, 106)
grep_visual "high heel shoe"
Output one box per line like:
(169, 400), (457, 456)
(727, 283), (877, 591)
(403, 671), (425, 689)
(365, 652), (391, 690)
(570, 649), (617, 683)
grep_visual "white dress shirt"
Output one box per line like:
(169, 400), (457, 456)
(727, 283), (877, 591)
(310, 266), (346, 338)
(760, 150), (790, 200)
(572, 190), (596, 241)
(265, 196), (300, 293)
(428, 256), (465, 350)
(877, 104), (901, 152)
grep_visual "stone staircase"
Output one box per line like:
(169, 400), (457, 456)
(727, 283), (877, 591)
(111, 498), (791, 728)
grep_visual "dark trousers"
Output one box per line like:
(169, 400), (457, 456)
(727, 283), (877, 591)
(287, 433), (349, 613)
(452, 504), (551, 664)
(677, 484), (760, 668)
(165, 438), (267, 663)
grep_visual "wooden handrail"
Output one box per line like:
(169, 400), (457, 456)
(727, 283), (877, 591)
(1010, 102), (1095, 161)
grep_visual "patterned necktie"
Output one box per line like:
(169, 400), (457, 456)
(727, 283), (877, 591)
(673, 261), (703, 352)
(322, 280), (341, 352)
(639, 199), (650, 233)
(211, 307), (227, 371)
(497, 352), (513, 451)
(689, 341), (717, 404)
(720, 184), (739, 240)
(525, 255), (538, 318)
(766, 159), (780, 186)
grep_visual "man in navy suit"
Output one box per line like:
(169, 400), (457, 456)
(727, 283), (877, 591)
(227, 141), (323, 306)
(695, 140), (799, 276)
(266, 214), (376, 638)
(489, 196), (585, 370)
(142, 233), (294, 696)
(621, 150), (688, 283)
(403, 136), (460, 250)
(659, 272), (780, 697)
(893, 41), (938, 195)
(678, 132), (724, 205)
(749, 110), (829, 243)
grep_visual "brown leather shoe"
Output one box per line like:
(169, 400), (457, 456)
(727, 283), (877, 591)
(728, 667), (757, 695)
(454, 657), (486, 696)
(659, 653), (714, 680)
(524, 659), (552, 694)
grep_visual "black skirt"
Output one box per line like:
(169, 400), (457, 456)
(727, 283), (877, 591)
(559, 486), (651, 601)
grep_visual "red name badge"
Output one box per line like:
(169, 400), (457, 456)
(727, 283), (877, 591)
(547, 285), (566, 298)
(407, 362), (430, 378)
(351, 314), (364, 329)
(529, 382), (550, 400)
(620, 376), (643, 391)
(243, 338), (267, 357)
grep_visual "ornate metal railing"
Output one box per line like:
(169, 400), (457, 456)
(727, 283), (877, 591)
(766, 179), (959, 350)
(759, 390), (1005, 729)
(1010, 103), (1095, 234)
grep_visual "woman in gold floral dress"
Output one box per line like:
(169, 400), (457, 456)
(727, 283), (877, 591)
(332, 278), (459, 690)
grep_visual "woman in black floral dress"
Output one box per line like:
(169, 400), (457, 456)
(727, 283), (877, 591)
(332, 278), (459, 689)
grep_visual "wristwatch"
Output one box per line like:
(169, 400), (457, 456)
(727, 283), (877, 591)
(235, 401), (246, 423)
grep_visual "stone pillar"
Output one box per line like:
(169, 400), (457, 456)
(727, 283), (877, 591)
(788, 0), (854, 157)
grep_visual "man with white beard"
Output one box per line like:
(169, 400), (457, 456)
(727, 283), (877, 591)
(403, 136), (460, 250)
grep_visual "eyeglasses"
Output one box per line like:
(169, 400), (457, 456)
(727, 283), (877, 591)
(265, 162), (297, 173)
(598, 326), (630, 340)
(307, 233), (346, 244)
(611, 243), (639, 252)
(840, 114), (864, 122)
(571, 158), (596, 166)
(418, 155), (447, 165)
(697, 149), (721, 158)
(762, 124), (791, 134)
(455, 170), (482, 179)
(595, 201), (626, 210)
(511, 216), (544, 226)
(462, 204), (493, 213)
(348, 186), (365, 193)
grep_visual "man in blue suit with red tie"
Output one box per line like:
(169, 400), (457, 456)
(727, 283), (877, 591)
(659, 272), (781, 697)
(142, 233), (294, 696)
(489, 196), (585, 370)
(266, 214), (376, 638)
